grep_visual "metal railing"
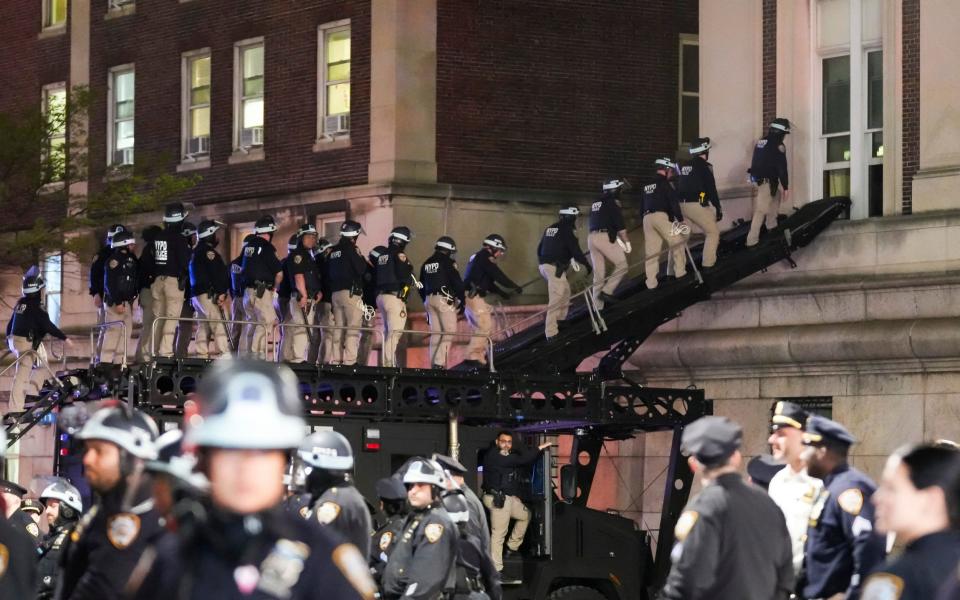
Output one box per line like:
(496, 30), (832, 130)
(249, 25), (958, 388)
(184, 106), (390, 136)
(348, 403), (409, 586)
(150, 316), (272, 360)
(272, 321), (385, 364)
(90, 320), (129, 368)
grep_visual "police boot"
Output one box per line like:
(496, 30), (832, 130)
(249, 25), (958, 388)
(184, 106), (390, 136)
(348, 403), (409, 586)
(598, 292), (618, 305)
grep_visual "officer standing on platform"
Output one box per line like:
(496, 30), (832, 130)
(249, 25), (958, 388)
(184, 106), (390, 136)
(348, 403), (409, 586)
(311, 238), (336, 364)
(36, 478), (83, 599)
(801, 415), (886, 600)
(642, 158), (688, 290)
(327, 221), (369, 366)
(462, 235), (521, 368)
(588, 180), (631, 309)
(148, 202), (192, 357)
(135, 226), (161, 362)
(189, 219), (231, 358)
(286, 224), (324, 363)
(442, 493), (501, 600)
(433, 453), (490, 555)
(277, 234), (299, 361)
(369, 476), (408, 584)
(356, 245), (385, 367)
(229, 235), (254, 354)
(420, 237), (465, 370)
(241, 215), (283, 359)
(297, 430), (372, 557)
(90, 224), (126, 349)
(100, 229), (139, 366)
(678, 137), (723, 268)
(0, 428), (38, 598)
(662, 416), (794, 600)
(747, 117), (791, 247)
(376, 226), (419, 368)
(175, 221), (203, 358)
(537, 206), (590, 339)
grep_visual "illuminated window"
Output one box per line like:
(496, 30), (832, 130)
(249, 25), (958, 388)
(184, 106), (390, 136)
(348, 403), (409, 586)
(42, 83), (67, 182)
(318, 21), (351, 138)
(678, 35), (699, 147)
(43, 253), (63, 326)
(44, 0), (68, 28)
(182, 51), (211, 161)
(108, 66), (135, 166)
(234, 39), (264, 150)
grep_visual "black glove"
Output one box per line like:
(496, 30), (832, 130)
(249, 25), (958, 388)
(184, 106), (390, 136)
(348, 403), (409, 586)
(586, 263), (594, 275)
(514, 286), (524, 295)
(715, 209), (723, 222)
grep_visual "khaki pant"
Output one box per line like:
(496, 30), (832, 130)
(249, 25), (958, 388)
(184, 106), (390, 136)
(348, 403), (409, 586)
(284, 298), (316, 362)
(464, 295), (492, 364)
(747, 185), (781, 246)
(680, 202), (720, 268)
(311, 302), (335, 364)
(151, 276), (185, 357)
(192, 295), (231, 358)
(483, 493), (530, 572)
(539, 264), (571, 338)
(135, 290), (154, 362)
(174, 299), (200, 358)
(243, 288), (277, 359)
(7, 336), (35, 413)
(277, 297), (294, 361)
(425, 294), (458, 367)
(643, 212), (688, 289)
(587, 231), (627, 306)
(100, 303), (132, 364)
(377, 294), (407, 368)
(331, 290), (363, 365)
(231, 295), (245, 354)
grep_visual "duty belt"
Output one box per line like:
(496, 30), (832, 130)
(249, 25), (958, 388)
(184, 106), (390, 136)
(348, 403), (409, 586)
(591, 228), (611, 233)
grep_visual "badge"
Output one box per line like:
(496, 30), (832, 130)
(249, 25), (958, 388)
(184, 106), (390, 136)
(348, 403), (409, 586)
(207, 251), (216, 260)
(861, 573), (904, 600)
(0, 543), (8, 578)
(317, 502), (341, 524)
(257, 539), (310, 599)
(298, 506), (310, 519)
(379, 531), (393, 551)
(234, 564), (260, 595)
(108, 259), (119, 269)
(26, 522), (39, 538)
(674, 510), (698, 541)
(838, 488), (864, 515)
(106, 513), (141, 549)
(809, 489), (830, 527)
(294, 255), (302, 264)
(424, 523), (444, 543)
(333, 543), (378, 600)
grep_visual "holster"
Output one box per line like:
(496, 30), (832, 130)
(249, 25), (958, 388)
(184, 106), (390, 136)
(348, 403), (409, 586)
(466, 283), (480, 299)
(607, 230), (617, 244)
(554, 263), (567, 278)
(698, 191), (708, 207)
(177, 277), (186, 292)
(255, 282), (267, 299)
(492, 489), (506, 508)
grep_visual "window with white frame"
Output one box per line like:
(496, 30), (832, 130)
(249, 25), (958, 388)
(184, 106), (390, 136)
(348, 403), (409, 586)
(107, 0), (134, 10)
(43, 0), (68, 29)
(235, 40), (264, 150)
(108, 66), (135, 167)
(318, 22), (351, 138)
(316, 212), (345, 242)
(183, 51), (211, 161)
(43, 253), (63, 326)
(42, 83), (67, 183)
(678, 35), (699, 147)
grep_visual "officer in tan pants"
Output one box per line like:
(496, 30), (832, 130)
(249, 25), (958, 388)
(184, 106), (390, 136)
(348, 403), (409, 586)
(587, 180), (631, 309)
(642, 158), (688, 290)
(462, 235), (521, 367)
(747, 117), (792, 247)
(100, 230), (139, 365)
(537, 207), (591, 338)
(419, 236), (464, 369)
(678, 137), (723, 268)
(240, 216), (283, 359)
(148, 203), (192, 357)
(326, 221), (369, 366)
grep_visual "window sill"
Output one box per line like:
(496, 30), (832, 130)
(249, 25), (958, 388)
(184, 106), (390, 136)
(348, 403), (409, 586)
(105, 4), (136, 20)
(177, 158), (211, 172)
(228, 148), (264, 165)
(103, 166), (134, 182)
(38, 25), (67, 40)
(313, 135), (351, 153)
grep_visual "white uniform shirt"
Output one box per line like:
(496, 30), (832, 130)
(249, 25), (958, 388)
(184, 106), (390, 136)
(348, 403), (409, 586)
(767, 464), (823, 574)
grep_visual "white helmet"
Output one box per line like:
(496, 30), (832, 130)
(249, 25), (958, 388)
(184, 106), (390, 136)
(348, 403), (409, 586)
(442, 492), (470, 524)
(654, 157), (676, 170)
(297, 430), (354, 471)
(40, 478), (83, 513)
(559, 207), (580, 216)
(402, 459), (446, 488)
(76, 406), (159, 460)
(602, 179), (626, 192)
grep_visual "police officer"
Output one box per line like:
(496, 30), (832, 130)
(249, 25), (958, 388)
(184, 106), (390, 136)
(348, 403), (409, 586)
(175, 221), (204, 358)
(537, 207), (590, 339)
(20, 498), (43, 526)
(241, 215), (283, 359)
(588, 180), (631, 309)
(376, 226), (419, 368)
(229, 235), (254, 354)
(5, 268), (69, 417)
(286, 224), (324, 363)
(747, 455), (786, 492)
(801, 415), (886, 600)
(369, 476), (408, 584)
(36, 478), (83, 599)
(662, 416), (794, 599)
(642, 158), (688, 290)
(356, 245), (385, 367)
(311, 238), (337, 364)
(0, 428), (38, 598)
(297, 430), (372, 557)
(420, 237), (465, 369)
(433, 453), (490, 555)
(1, 478), (39, 543)
(767, 401), (823, 576)
(146, 202), (192, 357)
(189, 219), (231, 358)
(134, 225), (161, 362)
(143, 429), (208, 525)
(382, 459), (457, 600)
(328, 221), (369, 366)
(747, 117), (791, 247)
(442, 492), (501, 600)
(91, 224), (127, 351)
(101, 228), (139, 366)
(678, 137), (723, 268)
(861, 444), (960, 600)
(462, 235), (521, 367)
(59, 405), (163, 599)
(278, 234), (299, 361)
(126, 359), (375, 600)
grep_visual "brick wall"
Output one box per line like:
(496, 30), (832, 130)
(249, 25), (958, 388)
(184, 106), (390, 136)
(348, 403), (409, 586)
(436, 0), (698, 193)
(901, 0), (920, 215)
(762, 0), (777, 128)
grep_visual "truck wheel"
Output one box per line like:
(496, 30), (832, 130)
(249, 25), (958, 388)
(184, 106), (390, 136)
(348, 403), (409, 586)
(546, 585), (607, 600)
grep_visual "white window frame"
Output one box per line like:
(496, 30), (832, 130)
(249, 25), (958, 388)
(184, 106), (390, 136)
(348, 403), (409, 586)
(42, 252), (63, 326)
(317, 20), (351, 141)
(233, 38), (265, 153)
(677, 34), (699, 148)
(107, 64), (135, 168)
(315, 212), (346, 243)
(42, 0), (68, 30)
(181, 49), (212, 164)
(42, 82), (67, 184)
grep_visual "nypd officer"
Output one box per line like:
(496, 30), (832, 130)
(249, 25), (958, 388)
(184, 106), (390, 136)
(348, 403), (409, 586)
(433, 453), (490, 555)
(175, 221), (203, 358)
(296, 429), (372, 557)
(537, 206), (590, 339)
(189, 219), (231, 358)
(0, 428), (38, 598)
(376, 226), (419, 368)
(462, 235), (521, 367)
(59, 405), (163, 599)
(36, 478), (83, 599)
(286, 224), (324, 363)
(420, 237), (465, 369)
(311, 238), (336, 364)
(641, 158), (688, 290)
(90, 225), (126, 346)
(1, 478), (39, 543)
(327, 221), (369, 366)
(241, 215), (283, 359)
(145, 202), (192, 357)
(662, 416), (793, 599)
(370, 476), (408, 584)
(134, 226), (161, 362)
(126, 360), (375, 600)
(801, 415), (886, 600)
(588, 180), (631, 309)
(356, 245), (386, 367)
(229, 236), (253, 354)
(678, 137), (723, 268)
(277, 234), (299, 361)
(382, 459), (457, 600)
(747, 117), (791, 247)
(100, 228), (139, 365)
(442, 493), (501, 600)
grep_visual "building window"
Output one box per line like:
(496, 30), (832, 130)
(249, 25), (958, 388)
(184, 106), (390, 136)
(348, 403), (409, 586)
(42, 83), (67, 183)
(318, 21), (351, 139)
(316, 212), (345, 242)
(182, 51), (211, 161)
(866, 50), (883, 217)
(678, 35), (699, 147)
(108, 66), (135, 167)
(43, 253), (63, 326)
(43, 0), (68, 29)
(234, 39), (264, 151)
(821, 54), (851, 203)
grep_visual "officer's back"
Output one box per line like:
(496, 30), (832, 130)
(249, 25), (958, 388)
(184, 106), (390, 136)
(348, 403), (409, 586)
(0, 515), (37, 598)
(240, 235), (281, 288)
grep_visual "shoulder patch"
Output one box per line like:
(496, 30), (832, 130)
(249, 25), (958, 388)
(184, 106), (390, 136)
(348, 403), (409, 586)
(26, 522), (39, 538)
(298, 506), (310, 519)
(838, 488), (864, 515)
(756, 139), (768, 148)
(293, 254), (302, 264)
(379, 531), (394, 551)
(207, 250), (216, 260)
(424, 523), (444, 543)
(643, 184), (657, 193)
(108, 259), (119, 269)
(0, 543), (8, 579)
(106, 513), (141, 549)
(316, 502), (341, 525)
(674, 510), (699, 542)
(861, 573), (904, 600)
(332, 543), (378, 600)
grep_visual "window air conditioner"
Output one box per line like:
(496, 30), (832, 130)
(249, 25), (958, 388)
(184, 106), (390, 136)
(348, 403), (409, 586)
(187, 136), (210, 157)
(324, 113), (350, 137)
(113, 148), (134, 166)
(241, 126), (264, 148)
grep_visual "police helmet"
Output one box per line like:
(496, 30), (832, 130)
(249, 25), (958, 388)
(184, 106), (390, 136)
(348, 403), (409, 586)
(197, 220), (222, 240)
(559, 206), (580, 217)
(254, 215), (277, 234)
(376, 476), (407, 501)
(317, 238), (333, 253)
(242, 233), (257, 246)
(163, 202), (188, 223)
(297, 223), (318, 238)
(435, 236), (457, 253)
(654, 157), (677, 171)
(106, 224), (126, 243)
(482, 234), (507, 252)
(39, 478), (83, 513)
(340, 220), (363, 238)
(181, 221), (198, 238)
(110, 229), (136, 249)
(369, 245), (388, 262)
(602, 179), (626, 192)
(402, 459), (446, 488)
(689, 137), (712, 155)
(22, 267), (45, 295)
(287, 234), (299, 252)
(441, 491), (470, 524)
(297, 430), (354, 471)
(770, 117), (791, 134)
(145, 429), (209, 490)
(389, 226), (412, 244)
(76, 406), (160, 460)
(185, 359), (305, 450)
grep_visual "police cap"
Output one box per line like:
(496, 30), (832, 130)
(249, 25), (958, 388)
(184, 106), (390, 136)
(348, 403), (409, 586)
(681, 416), (742, 466)
(802, 415), (856, 448)
(432, 453), (467, 475)
(747, 455), (785, 489)
(770, 400), (808, 431)
(0, 479), (28, 497)
(20, 499), (43, 514)
(375, 476), (407, 501)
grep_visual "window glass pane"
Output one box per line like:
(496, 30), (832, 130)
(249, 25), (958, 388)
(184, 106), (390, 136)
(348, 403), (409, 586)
(868, 163), (883, 217)
(115, 71), (134, 102)
(243, 98), (264, 128)
(191, 106), (210, 137)
(243, 45), (264, 79)
(681, 95), (699, 145)
(871, 131), (884, 159)
(822, 55), (850, 134)
(244, 75), (264, 97)
(191, 56), (211, 104)
(116, 99), (134, 119)
(327, 62), (350, 82)
(823, 168), (851, 198)
(867, 51), (883, 130)
(115, 120), (134, 149)
(819, 0), (850, 48)
(43, 254), (62, 326)
(826, 135), (850, 162)
(682, 44), (699, 93)
(326, 82), (350, 116)
(326, 30), (350, 64)
(47, 0), (67, 26)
